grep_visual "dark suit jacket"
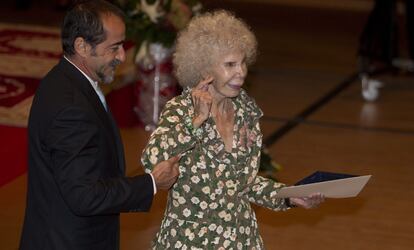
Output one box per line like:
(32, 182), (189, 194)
(19, 58), (154, 250)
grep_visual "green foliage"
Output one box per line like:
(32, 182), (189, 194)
(260, 147), (282, 181)
(117, 0), (202, 49)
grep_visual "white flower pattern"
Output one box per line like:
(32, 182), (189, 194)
(142, 87), (289, 249)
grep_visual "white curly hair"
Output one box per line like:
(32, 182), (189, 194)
(173, 9), (258, 87)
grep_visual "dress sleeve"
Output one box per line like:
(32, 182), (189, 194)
(238, 111), (290, 211)
(141, 98), (201, 172)
(243, 175), (291, 211)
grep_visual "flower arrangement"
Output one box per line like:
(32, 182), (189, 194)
(117, 0), (202, 62)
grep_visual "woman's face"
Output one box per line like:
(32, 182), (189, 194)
(209, 51), (247, 99)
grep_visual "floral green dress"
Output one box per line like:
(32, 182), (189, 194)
(141, 87), (290, 249)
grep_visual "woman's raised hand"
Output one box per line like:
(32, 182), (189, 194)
(191, 76), (213, 128)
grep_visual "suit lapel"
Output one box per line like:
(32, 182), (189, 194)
(58, 58), (125, 173)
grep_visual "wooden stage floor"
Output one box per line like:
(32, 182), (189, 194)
(1, 1), (414, 249)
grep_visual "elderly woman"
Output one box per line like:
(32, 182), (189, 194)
(141, 10), (324, 249)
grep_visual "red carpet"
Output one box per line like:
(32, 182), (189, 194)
(0, 75), (39, 107)
(0, 75), (39, 187)
(0, 125), (27, 187)
(0, 23), (59, 187)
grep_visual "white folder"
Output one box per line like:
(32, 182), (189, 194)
(275, 175), (372, 198)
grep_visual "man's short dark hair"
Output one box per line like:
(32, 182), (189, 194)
(61, 0), (125, 56)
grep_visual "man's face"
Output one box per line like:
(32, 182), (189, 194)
(209, 51), (247, 98)
(86, 14), (126, 84)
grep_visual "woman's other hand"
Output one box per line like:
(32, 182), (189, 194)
(289, 192), (325, 209)
(191, 76), (214, 128)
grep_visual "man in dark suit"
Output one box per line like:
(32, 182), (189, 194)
(19, 1), (179, 249)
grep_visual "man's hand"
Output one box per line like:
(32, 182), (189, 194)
(151, 155), (180, 190)
(191, 76), (213, 128)
(289, 192), (325, 209)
